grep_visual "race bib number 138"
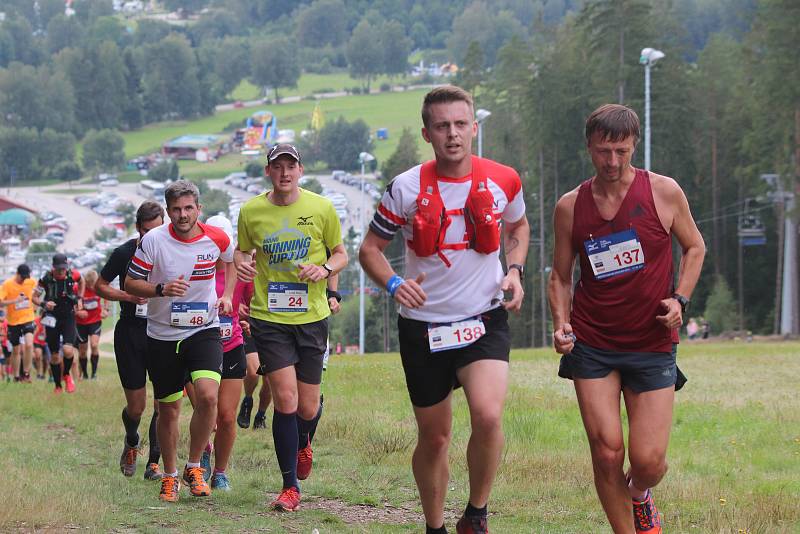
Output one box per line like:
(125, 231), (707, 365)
(427, 317), (485, 353)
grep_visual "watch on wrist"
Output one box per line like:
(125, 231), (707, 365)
(326, 289), (342, 303)
(155, 283), (164, 297)
(673, 293), (689, 313)
(508, 264), (524, 278)
(322, 263), (333, 278)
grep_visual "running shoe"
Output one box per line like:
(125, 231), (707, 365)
(237, 396), (253, 429)
(296, 439), (313, 480)
(633, 490), (662, 533)
(253, 413), (266, 429)
(144, 462), (163, 480)
(200, 446), (212, 482)
(48, 375), (54, 383)
(211, 472), (231, 491)
(54, 385), (63, 394)
(456, 514), (489, 534)
(182, 466), (211, 497)
(159, 474), (181, 503)
(271, 487), (300, 511)
(120, 441), (139, 477)
(64, 374), (76, 393)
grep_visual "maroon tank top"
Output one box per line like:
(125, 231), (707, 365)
(570, 168), (679, 353)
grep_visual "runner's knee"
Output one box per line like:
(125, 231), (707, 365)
(629, 452), (668, 482)
(588, 438), (625, 473)
(468, 406), (503, 436)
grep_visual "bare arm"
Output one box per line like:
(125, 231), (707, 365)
(126, 276), (189, 298)
(548, 190), (579, 354)
(501, 215), (530, 312)
(297, 244), (348, 282)
(94, 276), (141, 304)
(359, 230), (426, 308)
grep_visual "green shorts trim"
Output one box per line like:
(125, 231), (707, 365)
(191, 370), (221, 383)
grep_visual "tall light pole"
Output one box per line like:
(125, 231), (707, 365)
(475, 109), (491, 158)
(358, 151), (375, 354)
(639, 48), (665, 171)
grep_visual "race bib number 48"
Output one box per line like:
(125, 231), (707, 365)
(268, 282), (309, 312)
(170, 302), (208, 327)
(427, 317), (485, 353)
(135, 302), (148, 318)
(584, 228), (645, 280)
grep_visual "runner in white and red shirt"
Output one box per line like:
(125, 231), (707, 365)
(126, 180), (235, 503)
(359, 86), (530, 534)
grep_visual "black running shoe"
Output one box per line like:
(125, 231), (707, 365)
(237, 396), (253, 429)
(253, 413), (266, 429)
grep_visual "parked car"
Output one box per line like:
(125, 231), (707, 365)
(100, 178), (119, 187)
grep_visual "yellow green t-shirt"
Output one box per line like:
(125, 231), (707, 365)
(237, 189), (343, 325)
(1, 277), (37, 325)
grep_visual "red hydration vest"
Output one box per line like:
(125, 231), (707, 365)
(407, 156), (500, 267)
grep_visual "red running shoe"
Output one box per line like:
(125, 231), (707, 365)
(633, 490), (663, 533)
(297, 440), (313, 480)
(271, 487), (301, 511)
(64, 374), (76, 393)
(456, 514), (489, 534)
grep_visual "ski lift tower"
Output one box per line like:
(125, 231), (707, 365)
(763, 174), (798, 335)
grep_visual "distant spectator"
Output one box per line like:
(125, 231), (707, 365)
(686, 318), (699, 340)
(701, 319), (710, 339)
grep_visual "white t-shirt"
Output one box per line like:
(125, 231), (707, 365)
(128, 222), (234, 341)
(370, 159), (526, 323)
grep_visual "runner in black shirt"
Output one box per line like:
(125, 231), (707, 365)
(95, 201), (165, 480)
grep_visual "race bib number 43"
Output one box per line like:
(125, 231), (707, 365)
(219, 316), (233, 340)
(584, 228), (645, 280)
(170, 302), (208, 327)
(428, 317), (485, 353)
(268, 282), (309, 312)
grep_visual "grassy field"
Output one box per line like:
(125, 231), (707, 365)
(229, 72), (402, 102)
(119, 88), (434, 177)
(1, 341), (798, 533)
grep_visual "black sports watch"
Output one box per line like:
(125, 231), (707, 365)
(508, 264), (524, 278)
(326, 289), (342, 303)
(672, 293), (689, 314)
(155, 283), (164, 297)
(322, 263), (333, 278)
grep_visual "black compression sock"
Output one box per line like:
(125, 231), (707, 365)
(465, 502), (487, 517)
(426, 525), (447, 534)
(272, 410), (299, 490)
(90, 353), (99, 376)
(147, 411), (160, 464)
(121, 408), (141, 447)
(79, 358), (88, 378)
(51, 363), (62, 387)
(63, 357), (73, 374)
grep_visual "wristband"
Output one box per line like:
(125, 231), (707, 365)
(386, 275), (405, 297)
(326, 289), (342, 303)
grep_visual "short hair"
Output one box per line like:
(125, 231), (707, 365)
(585, 104), (641, 145)
(84, 269), (98, 287)
(164, 180), (199, 207)
(135, 200), (164, 227)
(421, 85), (474, 128)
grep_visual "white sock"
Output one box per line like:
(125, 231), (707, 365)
(629, 479), (649, 501)
(165, 471), (178, 477)
(186, 461), (201, 469)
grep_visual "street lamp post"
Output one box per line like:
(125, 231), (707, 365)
(358, 151), (375, 354)
(639, 48), (665, 171)
(475, 109), (491, 158)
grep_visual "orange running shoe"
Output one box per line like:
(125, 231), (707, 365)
(182, 466), (211, 497)
(64, 374), (76, 393)
(159, 474), (181, 503)
(54, 385), (63, 394)
(271, 487), (301, 511)
(119, 441), (139, 477)
(297, 440), (313, 480)
(633, 490), (663, 533)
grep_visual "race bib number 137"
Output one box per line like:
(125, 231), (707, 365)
(584, 228), (645, 280)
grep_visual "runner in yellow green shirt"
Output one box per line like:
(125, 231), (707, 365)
(235, 143), (347, 512)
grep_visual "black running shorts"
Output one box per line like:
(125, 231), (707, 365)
(249, 316), (327, 385)
(8, 322), (35, 346)
(114, 317), (149, 390)
(243, 331), (257, 355)
(45, 313), (76, 353)
(398, 306), (511, 408)
(146, 327), (223, 402)
(558, 341), (686, 393)
(76, 321), (102, 344)
(222, 343), (246, 380)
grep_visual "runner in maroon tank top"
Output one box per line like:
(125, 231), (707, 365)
(548, 104), (705, 534)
